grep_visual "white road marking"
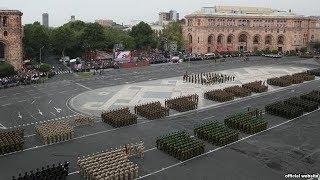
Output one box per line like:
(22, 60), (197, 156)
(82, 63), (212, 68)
(1, 103), (11, 107)
(0, 123), (6, 129)
(50, 112), (56, 116)
(48, 100), (52, 104)
(31, 100), (35, 104)
(75, 82), (92, 91)
(38, 109), (43, 116)
(0, 96), (7, 99)
(54, 107), (62, 113)
(18, 112), (22, 119)
(136, 109), (320, 179)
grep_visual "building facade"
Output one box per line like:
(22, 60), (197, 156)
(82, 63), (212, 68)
(0, 10), (23, 70)
(183, 6), (318, 54)
(95, 19), (114, 27)
(42, 13), (49, 28)
(159, 10), (179, 26)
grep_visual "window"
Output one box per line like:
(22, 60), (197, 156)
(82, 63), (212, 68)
(3, 31), (8, 37)
(2, 16), (7, 27)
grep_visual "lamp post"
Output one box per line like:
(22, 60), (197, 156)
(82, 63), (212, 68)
(39, 46), (45, 64)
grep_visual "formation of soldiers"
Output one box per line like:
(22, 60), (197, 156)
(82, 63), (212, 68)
(35, 120), (75, 145)
(77, 145), (141, 180)
(204, 89), (235, 102)
(225, 85), (252, 98)
(165, 94), (199, 112)
(0, 128), (24, 155)
(267, 71), (315, 87)
(134, 101), (169, 120)
(307, 68), (320, 76)
(224, 108), (268, 134)
(194, 121), (239, 146)
(266, 89), (320, 119)
(101, 108), (138, 127)
(72, 116), (95, 127)
(156, 131), (205, 161)
(242, 81), (268, 93)
(12, 162), (69, 180)
(183, 72), (235, 85)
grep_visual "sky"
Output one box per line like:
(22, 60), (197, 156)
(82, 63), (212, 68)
(1, 0), (320, 27)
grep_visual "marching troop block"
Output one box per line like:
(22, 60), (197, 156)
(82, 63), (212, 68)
(156, 131), (205, 161)
(204, 89), (235, 102)
(307, 68), (320, 76)
(284, 97), (319, 112)
(224, 108), (267, 134)
(101, 108), (138, 127)
(73, 116), (95, 127)
(183, 72), (235, 85)
(35, 120), (75, 145)
(134, 101), (169, 120)
(194, 121), (239, 146)
(224, 85), (251, 98)
(77, 145), (141, 180)
(0, 128), (24, 155)
(12, 162), (69, 180)
(165, 94), (199, 112)
(242, 81), (268, 93)
(267, 72), (314, 87)
(265, 101), (304, 119)
(300, 90), (320, 104)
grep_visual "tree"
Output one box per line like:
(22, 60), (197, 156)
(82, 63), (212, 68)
(23, 22), (51, 59)
(104, 27), (135, 50)
(0, 62), (15, 77)
(51, 26), (76, 57)
(39, 63), (52, 72)
(309, 41), (320, 52)
(162, 22), (185, 51)
(130, 22), (156, 49)
(81, 23), (107, 51)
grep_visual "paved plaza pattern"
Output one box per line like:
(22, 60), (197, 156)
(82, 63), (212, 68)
(70, 65), (309, 116)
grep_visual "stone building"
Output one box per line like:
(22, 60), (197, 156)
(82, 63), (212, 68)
(0, 10), (23, 70)
(182, 6), (318, 54)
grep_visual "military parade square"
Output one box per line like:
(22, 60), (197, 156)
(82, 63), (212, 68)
(0, 0), (320, 180)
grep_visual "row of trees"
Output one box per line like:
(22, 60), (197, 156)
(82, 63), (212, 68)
(23, 21), (184, 59)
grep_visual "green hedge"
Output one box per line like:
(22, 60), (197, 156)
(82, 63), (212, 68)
(39, 63), (52, 72)
(0, 62), (16, 77)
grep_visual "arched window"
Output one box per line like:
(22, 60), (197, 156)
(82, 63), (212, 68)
(277, 35), (284, 45)
(253, 35), (261, 44)
(217, 34), (224, 44)
(188, 34), (192, 44)
(2, 16), (8, 27)
(208, 35), (214, 45)
(238, 34), (248, 43)
(3, 31), (8, 37)
(265, 35), (272, 45)
(227, 34), (234, 44)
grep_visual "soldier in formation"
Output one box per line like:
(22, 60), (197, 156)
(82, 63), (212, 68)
(134, 101), (169, 120)
(35, 121), (74, 145)
(0, 128), (24, 155)
(165, 94), (199, 112)
(183, 72), (235, 85)
(101, 108), (137, 127)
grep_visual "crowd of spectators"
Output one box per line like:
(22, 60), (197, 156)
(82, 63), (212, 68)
(0, 70), (53, 89)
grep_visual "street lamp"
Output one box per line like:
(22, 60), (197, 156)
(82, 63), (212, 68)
(39, 46), (45, 64)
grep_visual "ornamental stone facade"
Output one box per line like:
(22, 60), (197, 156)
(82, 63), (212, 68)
(182, 6), (318, 54)
(0, 10), (23, 70)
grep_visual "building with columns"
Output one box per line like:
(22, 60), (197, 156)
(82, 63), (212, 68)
(182, 6), (318, 54)
(0, 10), (23, 70)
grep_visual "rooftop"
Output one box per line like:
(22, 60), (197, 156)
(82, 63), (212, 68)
(187, 6), (305, 19)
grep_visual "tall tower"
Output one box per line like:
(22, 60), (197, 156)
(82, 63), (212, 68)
(0, 10), (23, 70)
(70, 15), (76, 22)
(42, 13), (49, 28)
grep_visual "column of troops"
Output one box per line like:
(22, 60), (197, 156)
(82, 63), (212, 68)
(77, 143), (143, 180)
(35, 120), (75, 145)
(12, 162), (69, 180)
(224, 108), (268, 134)
(101, 108), (138, 128)
(204, 81), (268, 103)
(307, 68), (320, 76)
(0, 128), (24, 155)
(265, 89), (320, 119)
(194, 121), (239, 146)
(156, 131), (205, 161)
(165, 94), (199, 112)
(134, 101), (169, 120)
(267, 72), (315, 87)
(72, 116), (95, 127)
(183, 72), (235, 85)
